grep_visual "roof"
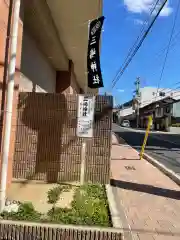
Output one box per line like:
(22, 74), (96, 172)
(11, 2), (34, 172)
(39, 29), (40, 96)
(140, 96), (178, 111)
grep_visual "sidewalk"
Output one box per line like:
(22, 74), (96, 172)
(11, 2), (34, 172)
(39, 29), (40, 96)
(111, 133), (180, 240)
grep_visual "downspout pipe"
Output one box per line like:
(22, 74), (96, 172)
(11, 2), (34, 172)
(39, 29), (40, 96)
(0, 0), (21, 212)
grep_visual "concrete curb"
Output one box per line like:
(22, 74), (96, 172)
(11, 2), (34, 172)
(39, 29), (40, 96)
(0, 219), (123, 233)
(105, 184), (123, 230)
(143, 153), (180, 186)
(112, 132), (180, 186)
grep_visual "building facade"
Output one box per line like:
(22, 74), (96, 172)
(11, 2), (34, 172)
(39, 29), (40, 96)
(0, 0), (102, 186)
(117, 87), (180, 129)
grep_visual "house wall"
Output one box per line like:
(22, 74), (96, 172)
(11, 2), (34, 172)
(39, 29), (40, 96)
(120, 87), (180, 120)
(20, 30), (56, 93)
(0, 0), (81, 188)
(118, 107), (134, 117)
(0, 0), (24, 187)
(172, 102), (180, 118)
(56, 60), (80, 95)
(69, 61), (80, 94)
(140, 87), (180, 107)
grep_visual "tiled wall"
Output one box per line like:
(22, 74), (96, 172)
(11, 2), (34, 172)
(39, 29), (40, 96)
(13, 93), (112, 184)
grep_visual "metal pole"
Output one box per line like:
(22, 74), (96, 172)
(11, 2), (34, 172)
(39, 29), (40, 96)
(140, 115), (152, 159)
(80, 20), (91, 186)
(136, 104), (139, 128)
(80, 142), (86, 185)
(0, 0), (21, 212)
(84, 20), (91, 95)
(135, 77), (140, 128)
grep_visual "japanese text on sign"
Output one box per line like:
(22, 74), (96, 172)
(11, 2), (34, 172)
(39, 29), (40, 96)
(87, 16), (105, 88)
(76, 95), (95, 138)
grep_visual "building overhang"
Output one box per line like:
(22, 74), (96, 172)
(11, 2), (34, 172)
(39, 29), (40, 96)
(46, 0), (102, 93)
(23, 0), (69, 71)
(23, 0), (102, 93)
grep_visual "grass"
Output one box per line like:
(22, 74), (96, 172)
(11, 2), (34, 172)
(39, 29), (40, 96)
(1, 183), (111, 227)
(47, 184), (72, 204)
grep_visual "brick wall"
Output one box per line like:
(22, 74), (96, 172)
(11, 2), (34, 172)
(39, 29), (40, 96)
(0, 0), (23, 187)
(13, 93), (112, 184)
(0, 0), (84, 188)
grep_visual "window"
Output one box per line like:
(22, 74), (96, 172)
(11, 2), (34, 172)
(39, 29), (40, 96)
(155, 107), (163, 118)
(159, 92), (165, 97)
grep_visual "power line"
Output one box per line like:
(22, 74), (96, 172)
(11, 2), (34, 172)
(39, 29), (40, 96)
(154, 0), (180, 100)
(140, 80), (180, 106)
(135, 29), (180, 87)
(111, 0), (161, 85)
(111, 0), (168, 89)
(156, 79), (180, 95)
(118, 0), (180, 108)
(155, 29), (180, 59)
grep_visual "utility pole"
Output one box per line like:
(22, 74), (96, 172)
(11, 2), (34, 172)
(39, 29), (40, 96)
(134, 77), (140, 128)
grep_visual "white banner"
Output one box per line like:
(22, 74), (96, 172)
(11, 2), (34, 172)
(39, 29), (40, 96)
(76, 95), (95, 138)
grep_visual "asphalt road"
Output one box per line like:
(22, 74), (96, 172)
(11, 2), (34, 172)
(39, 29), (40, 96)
(113, 123), (180, 176)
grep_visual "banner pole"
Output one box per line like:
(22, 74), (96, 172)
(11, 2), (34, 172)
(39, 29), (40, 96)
(80, 20), (91, 186)
(84, 20), (91, 94)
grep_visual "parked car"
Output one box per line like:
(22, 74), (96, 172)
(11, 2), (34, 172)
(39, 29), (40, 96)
(121, 120), (130, 127)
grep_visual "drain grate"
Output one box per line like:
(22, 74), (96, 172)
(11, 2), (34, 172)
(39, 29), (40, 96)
(125, 166), (136, 170)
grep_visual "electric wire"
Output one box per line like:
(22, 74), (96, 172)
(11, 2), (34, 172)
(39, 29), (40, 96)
(155, 29), (180, 59)
(111, 0), (168, 89)
(154, 0), (180, 100)
(111, 0), (161, 86)
(140, 86), (180, 106)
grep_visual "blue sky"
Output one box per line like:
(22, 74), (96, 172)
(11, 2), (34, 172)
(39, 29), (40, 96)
(100, 0), (180, 105)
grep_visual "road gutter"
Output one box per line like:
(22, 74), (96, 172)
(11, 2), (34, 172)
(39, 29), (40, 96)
(106, 184), (132, 240)
(143, 153), (180, 186)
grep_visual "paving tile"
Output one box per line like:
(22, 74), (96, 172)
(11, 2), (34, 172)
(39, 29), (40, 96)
(111, 133), (180, 240)
(137, 233), (156, 240)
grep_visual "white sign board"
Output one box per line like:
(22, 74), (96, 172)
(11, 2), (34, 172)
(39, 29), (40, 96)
(76, 95), (95, 138)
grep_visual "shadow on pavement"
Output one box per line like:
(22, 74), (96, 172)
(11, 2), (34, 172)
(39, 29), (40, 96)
(110, 179), (180, 200)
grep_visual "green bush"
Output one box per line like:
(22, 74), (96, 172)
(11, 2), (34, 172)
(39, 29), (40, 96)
(48, 207), (78, 224)
(47, 186), (62, 204)
(47, 184), (72, 204)
(48, 184), (111, 227)
(2, 184), (111, 227)
(71, 184), (110, 226)
(1, 202), (41, 222)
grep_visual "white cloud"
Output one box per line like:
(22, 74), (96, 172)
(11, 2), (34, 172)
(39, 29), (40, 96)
(156, 3), (173, 16)
(117, 89), (125, 92)
(134, 19), (147, 25)
(123, 0), (173, 17)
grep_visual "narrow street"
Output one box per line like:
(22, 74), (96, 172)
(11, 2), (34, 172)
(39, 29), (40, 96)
(113, 123), (180, 176)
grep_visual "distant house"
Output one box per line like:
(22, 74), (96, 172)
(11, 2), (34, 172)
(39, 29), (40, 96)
(117, 87), (180, 130)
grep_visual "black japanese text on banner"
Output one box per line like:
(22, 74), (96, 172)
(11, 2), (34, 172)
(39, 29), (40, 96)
(87, 16), (105, 89)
